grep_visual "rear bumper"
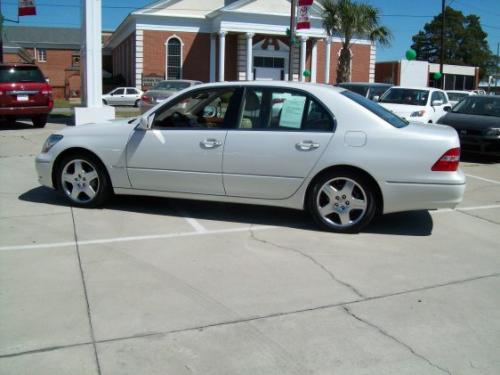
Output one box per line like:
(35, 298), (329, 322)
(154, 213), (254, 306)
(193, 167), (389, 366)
(35, 154), (54, 189)
(382, 180), (466, 214)
(0, 106), (52, 117)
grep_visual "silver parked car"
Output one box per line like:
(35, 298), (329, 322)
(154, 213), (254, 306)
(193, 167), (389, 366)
(102, 87), (143, 107)
(139, 80), (201, 113)
(36, 82), (465, 233)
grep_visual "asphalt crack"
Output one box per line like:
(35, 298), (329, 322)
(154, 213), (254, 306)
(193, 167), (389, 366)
(249, 228), (366, 298)
(342, 306), (452, 375)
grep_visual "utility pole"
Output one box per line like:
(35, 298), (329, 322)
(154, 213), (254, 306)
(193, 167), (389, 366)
(288, 0), (297, 81)
(496, 42), (499, 92)
(439, 0), (445, 89)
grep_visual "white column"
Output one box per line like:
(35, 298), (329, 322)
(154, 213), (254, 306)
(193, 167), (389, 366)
(218, 31), (226, 82)
(246, 32), (254, 81)
(209, 34), (216, 82)
(324, 36), (331, 84)
(311, 39), (317, 83)
(299, 35), (308, 82)
(75, 0), (114, 125)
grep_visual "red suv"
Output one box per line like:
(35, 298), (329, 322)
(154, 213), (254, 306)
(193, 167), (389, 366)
(0, 64), (54, 128)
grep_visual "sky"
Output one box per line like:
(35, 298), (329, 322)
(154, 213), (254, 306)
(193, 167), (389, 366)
(1, 0), (499, 62)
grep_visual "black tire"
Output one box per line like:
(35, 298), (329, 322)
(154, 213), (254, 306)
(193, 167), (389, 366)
(307, 170), (378, 233)
(134, 99), (140, 107)
(32, 115), (48, 128)
(56, 153), (112, 208)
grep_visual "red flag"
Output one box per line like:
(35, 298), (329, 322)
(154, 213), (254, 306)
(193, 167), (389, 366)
(18, 0), (37, 16)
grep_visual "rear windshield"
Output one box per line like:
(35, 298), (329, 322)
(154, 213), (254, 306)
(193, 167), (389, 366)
(153, 81), (191, 91)
(342, 90), (409, 128)
(339, 84), (369, 97)
(379, 88), (429, 106)
(447, 92), (469, 101)
(0, 66), (45, 83)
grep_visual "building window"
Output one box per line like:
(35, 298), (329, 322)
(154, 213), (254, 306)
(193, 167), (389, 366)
(166, 37), (182, 80)
(37, 48), (47, 62)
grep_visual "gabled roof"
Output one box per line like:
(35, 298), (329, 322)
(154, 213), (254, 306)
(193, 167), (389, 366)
(3, 26), (81, 49)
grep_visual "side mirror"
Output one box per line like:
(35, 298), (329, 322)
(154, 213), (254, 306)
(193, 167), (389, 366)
(138, 113), (155, 130)
(372, 95), (380, 102)
(444, 106), (452, 112)
(432, 100), (444, 107)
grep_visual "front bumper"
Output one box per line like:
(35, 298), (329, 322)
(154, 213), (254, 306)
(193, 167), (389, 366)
(35, 154), (54, 189)
(459, 135), (500, 154)
(382, 180), (466, 214)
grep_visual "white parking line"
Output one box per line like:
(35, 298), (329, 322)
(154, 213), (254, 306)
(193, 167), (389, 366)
(465, 174), (500, 185)
(0, 225), (274, 252)
(171, 204), (208, 233)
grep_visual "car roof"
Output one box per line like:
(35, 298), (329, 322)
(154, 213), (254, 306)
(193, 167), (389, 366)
(189, 81), (346, 94)
(446, 90), (470, 93)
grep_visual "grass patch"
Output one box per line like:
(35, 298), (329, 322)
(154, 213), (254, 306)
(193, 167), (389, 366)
(53, 99), (78, 108)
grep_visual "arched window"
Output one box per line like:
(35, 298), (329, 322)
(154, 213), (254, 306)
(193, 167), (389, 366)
(166, 37), (182, 80)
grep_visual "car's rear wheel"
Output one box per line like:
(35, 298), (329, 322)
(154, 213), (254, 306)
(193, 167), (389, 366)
(32, 115), (47, 128)
(307, 170), (377, 233)
(57, 154), (111, 208)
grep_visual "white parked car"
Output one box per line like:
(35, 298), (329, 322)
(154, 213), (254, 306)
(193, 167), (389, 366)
(379, 86), (452, 124)
(102, 87), (143, 107)
(36, 82), (465, 233)
(446, 90), (475, 106)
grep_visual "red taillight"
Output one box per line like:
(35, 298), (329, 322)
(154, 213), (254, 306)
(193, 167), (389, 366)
(141, 95), (152, 104)
(431, 147), (460, 172)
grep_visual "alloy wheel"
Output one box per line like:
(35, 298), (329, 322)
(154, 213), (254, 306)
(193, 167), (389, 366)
(61, 159), (100, 204)
(316, 177), (368, 228)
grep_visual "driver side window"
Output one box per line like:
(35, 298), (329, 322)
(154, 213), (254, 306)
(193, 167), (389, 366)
(152, 88), (236, 129)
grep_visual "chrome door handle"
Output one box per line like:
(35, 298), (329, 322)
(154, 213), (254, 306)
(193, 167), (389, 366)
(200, 138), (222, 149)
(296, 140), (320, 151)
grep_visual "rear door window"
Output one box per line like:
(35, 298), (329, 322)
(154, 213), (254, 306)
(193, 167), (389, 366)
(0, 66), (45, 83)
(238, 88), (334, 132)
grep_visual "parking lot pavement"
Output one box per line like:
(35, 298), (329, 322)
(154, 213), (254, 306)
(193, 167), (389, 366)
(1, 122), (499, 375)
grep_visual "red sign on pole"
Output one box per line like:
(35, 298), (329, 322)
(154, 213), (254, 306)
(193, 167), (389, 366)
(297, 0), (313, 30)
(18, 0), (37, 16)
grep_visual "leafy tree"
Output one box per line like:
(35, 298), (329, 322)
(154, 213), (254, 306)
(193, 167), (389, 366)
(411, 6), (493, 78)
(320, 0), (391, 83)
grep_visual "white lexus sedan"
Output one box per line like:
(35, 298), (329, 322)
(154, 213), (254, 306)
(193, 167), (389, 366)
(35, 82), (465, 233)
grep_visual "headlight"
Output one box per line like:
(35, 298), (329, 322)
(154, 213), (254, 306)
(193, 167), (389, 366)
(485, 128), (500, 137)
(410, 110), (426, 117)
(41, 134), (63, 153)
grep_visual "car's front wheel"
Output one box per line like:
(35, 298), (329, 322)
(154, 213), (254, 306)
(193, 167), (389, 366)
(57, 154), (111, 207)
(307, 170), (378, 233)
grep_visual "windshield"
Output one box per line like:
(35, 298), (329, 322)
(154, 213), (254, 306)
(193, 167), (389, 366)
(0, 66), (45, 83)
(379, 88), (429, 106)
(368, 86), (391, 100)
(447, 92), (469, 101)
(153, 81), (191, 91)
(451, 97), (500, 117)
(342, 90), (408, 128)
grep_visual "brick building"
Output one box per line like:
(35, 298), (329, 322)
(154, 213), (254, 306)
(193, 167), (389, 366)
(2, 26), (82, 99)
(106, 0), (375, 90)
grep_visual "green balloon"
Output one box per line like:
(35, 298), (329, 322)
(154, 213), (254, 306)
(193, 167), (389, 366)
(433, 72), (443, 80)
(405, 48), (417, 60)
(303, 70), (311, 77)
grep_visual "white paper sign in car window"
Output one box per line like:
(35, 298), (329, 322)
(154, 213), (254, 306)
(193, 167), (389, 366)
(279, 96), (306, 129)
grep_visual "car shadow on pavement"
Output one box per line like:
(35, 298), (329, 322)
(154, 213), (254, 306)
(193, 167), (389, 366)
(19, 186), (433, 236)
(0, 119), (36, 130)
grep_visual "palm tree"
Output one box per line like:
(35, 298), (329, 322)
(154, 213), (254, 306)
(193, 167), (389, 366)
(320, 0), (391, 83)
